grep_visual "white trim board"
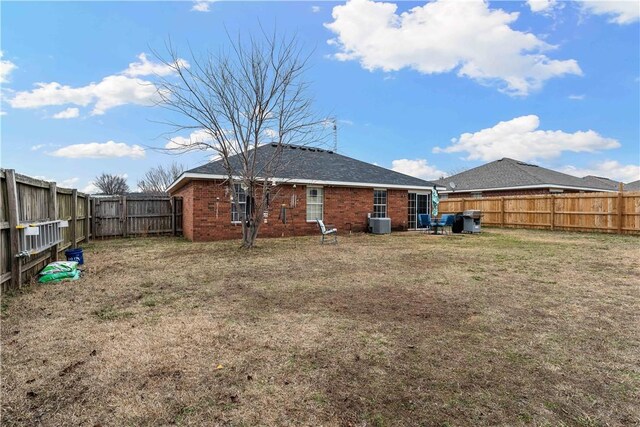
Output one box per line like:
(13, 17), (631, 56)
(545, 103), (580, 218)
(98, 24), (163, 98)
(167, 172), (444, 193)
(438, 184), (617, 194)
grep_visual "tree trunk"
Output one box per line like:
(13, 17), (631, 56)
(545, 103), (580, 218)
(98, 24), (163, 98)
(242, 219), (261, 248)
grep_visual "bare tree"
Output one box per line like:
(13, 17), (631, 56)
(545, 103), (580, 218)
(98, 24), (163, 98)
(155, 31), (325, 248)
(444, 166), (469, 179)
(94, 173), (129, 195)
(137, 162), (184, 193)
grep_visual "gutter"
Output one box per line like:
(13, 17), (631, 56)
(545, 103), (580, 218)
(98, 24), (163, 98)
(167, 172), (443, 193)
(437, 184), (618, 194)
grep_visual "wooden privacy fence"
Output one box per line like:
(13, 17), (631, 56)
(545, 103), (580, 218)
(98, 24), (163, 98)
(92, 195), (182, 238)
(1, 169), (91, 292)
(1, 169), (184, 292)
(439, 190), (640, 235)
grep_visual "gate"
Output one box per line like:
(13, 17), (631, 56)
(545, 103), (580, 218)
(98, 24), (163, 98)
(92, 195), (183, 238)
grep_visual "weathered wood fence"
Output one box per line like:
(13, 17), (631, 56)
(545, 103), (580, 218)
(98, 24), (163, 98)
(439, 190), (640, 235)
(92, 195), (182, 238)
(1, 169), (183, 292)
(1, 170), (91, 292)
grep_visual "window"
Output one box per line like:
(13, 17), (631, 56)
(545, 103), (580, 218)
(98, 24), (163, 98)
(471, 192), (483, 199)
(373, 189), (387, 218)
(440, 193), (448, 201)
(306, 186), (323, 221)
(231, 183), (247, 223)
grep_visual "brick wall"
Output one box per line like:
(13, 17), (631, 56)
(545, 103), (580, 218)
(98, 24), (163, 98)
(172, 180), (414, 241)
(443, 188), (583, 199)
(173, 183), (194, 241)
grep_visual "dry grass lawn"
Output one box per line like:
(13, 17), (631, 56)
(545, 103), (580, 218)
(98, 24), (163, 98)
(1, 229), (639, 426)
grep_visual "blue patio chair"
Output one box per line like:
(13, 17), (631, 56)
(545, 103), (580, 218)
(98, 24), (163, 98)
(431, 214), (455, 234)
(417, 213), (431, 232)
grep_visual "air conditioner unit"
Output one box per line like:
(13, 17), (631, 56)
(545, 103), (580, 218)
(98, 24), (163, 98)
(369, 217), (391, 234)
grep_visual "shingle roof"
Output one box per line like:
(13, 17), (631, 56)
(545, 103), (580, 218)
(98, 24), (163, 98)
(626, 180), (640, 191)
(184, 143), (437, 188)
(580, 175), (621, 191)
(434, 158), (619, 192)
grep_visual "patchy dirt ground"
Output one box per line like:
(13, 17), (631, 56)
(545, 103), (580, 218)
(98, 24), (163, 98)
(1, 229), (639, 426)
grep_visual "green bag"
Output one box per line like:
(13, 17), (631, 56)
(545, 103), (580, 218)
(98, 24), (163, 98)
(38, 261), (80, 283)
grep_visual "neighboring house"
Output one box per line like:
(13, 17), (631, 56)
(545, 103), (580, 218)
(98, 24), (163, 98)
(625, 180), (640, 191)
(168, 143), (441, 241)
(434, 158), (620, 199)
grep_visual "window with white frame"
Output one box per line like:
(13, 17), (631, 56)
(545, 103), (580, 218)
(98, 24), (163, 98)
(471, 192), (483, 199)
(231, 183), (247, 222)
(373, 189), (387, 218)
(306, 186), (323, 221)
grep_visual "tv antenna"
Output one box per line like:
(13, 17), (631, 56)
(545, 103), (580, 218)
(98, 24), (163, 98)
(330, 117), (338, 152)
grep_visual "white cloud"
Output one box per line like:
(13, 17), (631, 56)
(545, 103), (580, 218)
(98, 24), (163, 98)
(560, 160), (640, 183)
(0, 51), (17, 83)
(568, 94), (586, 100)
(166, 129), (216, 150)
(311, 5), (321, 13)
(263, 128), (279, 139)
(82, 182), (100, 194)
(59, 177), (80, 188)
(580, 0), (639, 25)
(325, 0), (582, 96)
(49, 141), (145, 159)
(433, 115), (620, 162)
(192, 1), (215, 12)
(31, 144), (46, 151)
(9, 75), (159, 115)
(52, 107), (80, 119)
(8, 53), (187, 115)
(123, 53), (188, 77)
(0, 111), (6, 116)
(391, 158), (447, 180)
(527, 0), (557, 13)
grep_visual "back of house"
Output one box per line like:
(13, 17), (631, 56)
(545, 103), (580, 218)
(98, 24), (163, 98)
(168, 143), (441, 241)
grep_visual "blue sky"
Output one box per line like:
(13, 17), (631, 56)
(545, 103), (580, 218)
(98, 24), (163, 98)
(1, 0), (639, 192)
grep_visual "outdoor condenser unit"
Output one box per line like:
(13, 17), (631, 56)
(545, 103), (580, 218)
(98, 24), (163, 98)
(369, 217), (391, 234)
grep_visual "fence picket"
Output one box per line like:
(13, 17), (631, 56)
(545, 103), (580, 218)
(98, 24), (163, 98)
(439, 191), (640, 235)
(1, 169), (183, 292)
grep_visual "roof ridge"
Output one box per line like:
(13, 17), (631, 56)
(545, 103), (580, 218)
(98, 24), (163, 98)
(510, 160), (547, 185)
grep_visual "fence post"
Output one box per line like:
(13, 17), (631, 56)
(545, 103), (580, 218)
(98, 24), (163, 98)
(617, 182), (624, 234)
(6, 170), (22, 289)
(462, 198), (467, 213)
(550, 195), (555, 231)
(121, 196), (128, 237)
(500, 197), (505, 227)
(91, 198), (97, 239)
(49, 182), (59, 261)
(71, 189), (78, 248)
(84, 195), (90, 242)
(171, 197), (176, 236)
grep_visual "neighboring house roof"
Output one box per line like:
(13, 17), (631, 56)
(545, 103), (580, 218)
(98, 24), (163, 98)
(626, 180), (640, 191)
(580, 175), (621, 191)
(169, 143), (440, 192)
(434, 158), (619, 193)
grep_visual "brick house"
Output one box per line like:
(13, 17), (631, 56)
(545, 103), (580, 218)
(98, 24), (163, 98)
(434, 158), (620, 199)
(168, 144), (441, 241)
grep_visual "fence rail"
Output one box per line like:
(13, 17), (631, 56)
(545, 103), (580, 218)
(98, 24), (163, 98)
(439, 190), (640, 235)
(1, 169), (91, 292)
(92, 195), (182, 238)
(1, 169), (183, 292)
